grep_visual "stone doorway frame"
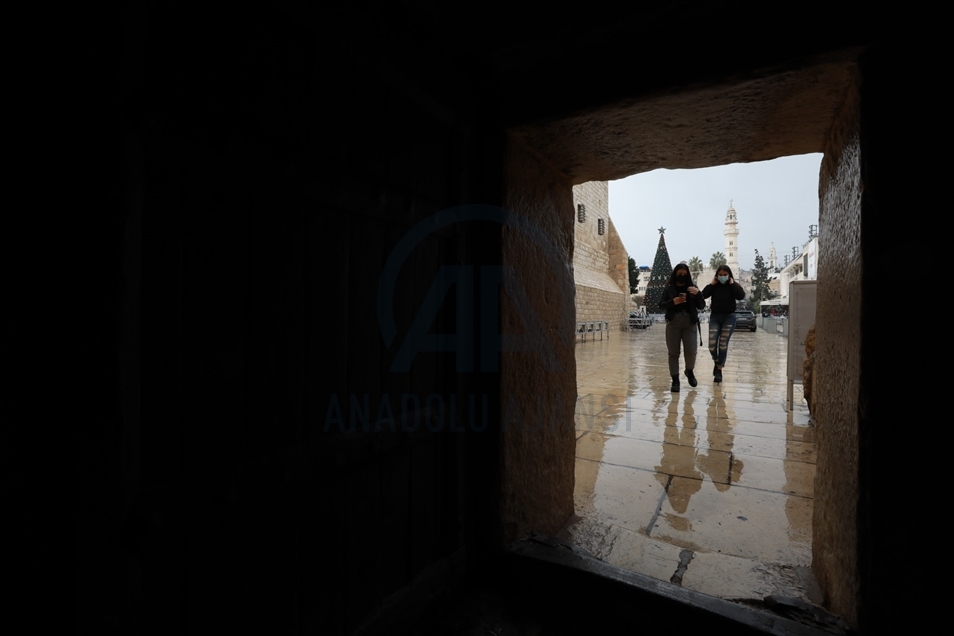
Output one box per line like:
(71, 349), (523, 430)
(497, 51), (864, 627)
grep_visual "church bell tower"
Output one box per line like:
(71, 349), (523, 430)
(724, 201), (740, 275)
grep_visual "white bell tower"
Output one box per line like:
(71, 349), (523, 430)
(724, 200), (740, 275)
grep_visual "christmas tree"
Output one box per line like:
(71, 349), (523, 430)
(644, 227), (674, 314)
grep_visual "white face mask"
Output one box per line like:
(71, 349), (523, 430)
(718, 275), (729, 284)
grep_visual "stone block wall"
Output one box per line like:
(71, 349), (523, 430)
(575, 284), (626, 328)
(572, 182), (630, 331)
(606, 217), (630, 296)
(814, 70), (861, 627)
(500, 136), (577, 544)
(572, 181), (611, 273)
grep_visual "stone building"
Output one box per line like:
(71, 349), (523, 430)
(105, 6), (934, 634)
(632, 264), (651, 306)
(771, 235), (820, 305)
(572, 181), (631, 330)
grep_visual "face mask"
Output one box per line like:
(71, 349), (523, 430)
(675, 274), (688, 284)
(718, 275), (729, 284)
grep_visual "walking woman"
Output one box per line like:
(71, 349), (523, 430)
(660, 264), (706, 392)
(702, 265), (746, 382)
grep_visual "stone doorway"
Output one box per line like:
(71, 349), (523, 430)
(500, 52), (864, 625)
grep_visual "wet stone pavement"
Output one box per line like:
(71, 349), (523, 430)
(559, 318), (821, 605)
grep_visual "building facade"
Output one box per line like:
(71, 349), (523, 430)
(774, 235), (819, 303)
(572, 181), (631, 330)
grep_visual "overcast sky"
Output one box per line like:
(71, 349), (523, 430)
(608, 153), (822, 272)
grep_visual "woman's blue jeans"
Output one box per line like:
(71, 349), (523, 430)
(708, 313), (737, 368)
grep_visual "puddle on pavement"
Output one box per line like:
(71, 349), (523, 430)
(561, 323), (821, 605)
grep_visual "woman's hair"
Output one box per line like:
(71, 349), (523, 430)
(715, 265), (734, 280)
(669, 263), (693, 285)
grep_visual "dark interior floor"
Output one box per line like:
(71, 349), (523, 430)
(400, 539), (851, 636)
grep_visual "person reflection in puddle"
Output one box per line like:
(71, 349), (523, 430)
(655, 390), (702, 514)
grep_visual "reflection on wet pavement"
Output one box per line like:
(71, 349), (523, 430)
(559, 321), (821, 604)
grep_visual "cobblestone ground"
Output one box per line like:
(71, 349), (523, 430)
(561, 318), (821, 604)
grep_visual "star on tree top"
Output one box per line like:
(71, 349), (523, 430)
(658, 226), (666, 234)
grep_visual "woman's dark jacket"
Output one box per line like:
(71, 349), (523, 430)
(702, 280), (746, 314)
(660, 284), (706, 323)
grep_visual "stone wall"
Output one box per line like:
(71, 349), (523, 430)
(575, 283), (626, 327)
(572, 182), (630, 330)
(500, 136), (577, 544)
(572, 181), (611, 270)
(607, 218), (632, 305)
(813, 68), (861, 627)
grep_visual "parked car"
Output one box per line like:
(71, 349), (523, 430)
(735, 309), (757, 331)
